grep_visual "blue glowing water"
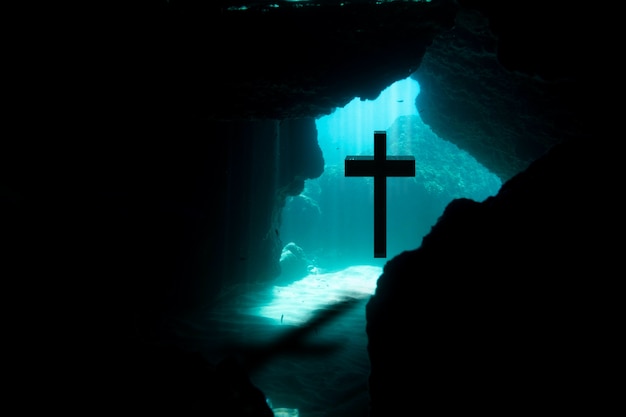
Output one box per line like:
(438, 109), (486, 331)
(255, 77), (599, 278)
(234, 73), (502, 417)
(280, 75), (501, 271)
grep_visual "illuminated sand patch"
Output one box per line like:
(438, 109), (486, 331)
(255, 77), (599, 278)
(251, 265), (382, 325)
(271, 407), (299, 417)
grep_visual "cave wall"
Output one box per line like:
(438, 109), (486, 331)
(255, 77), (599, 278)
(365, 136), (618, 415)
(415, 4), (592, 181)
(219, 117), (324, 302)
(6, 117), (323, 341)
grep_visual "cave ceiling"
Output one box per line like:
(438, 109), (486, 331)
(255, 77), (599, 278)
(112, 0), (598, 182)
(26, 0), (602, 182)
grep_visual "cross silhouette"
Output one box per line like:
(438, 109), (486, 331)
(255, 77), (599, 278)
(345, 131), (415, 258)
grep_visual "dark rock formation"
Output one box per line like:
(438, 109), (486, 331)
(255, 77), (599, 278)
(365, 137), (618, 415)
(278, 241), (310, 283)
(5, 117), (323, 415)
(9, 117), (322, 318)
(414, 1), (599, 181)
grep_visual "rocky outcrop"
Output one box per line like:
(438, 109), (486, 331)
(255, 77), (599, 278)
(415, 3), (596, 181)
(365, 136), (618, 415)
(278, 242), (310, 283)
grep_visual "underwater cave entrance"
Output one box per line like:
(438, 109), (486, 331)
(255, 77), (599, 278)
(278, 75), (502, 275)
(203, 75), (502, 417)
(224, 75), (503, 415)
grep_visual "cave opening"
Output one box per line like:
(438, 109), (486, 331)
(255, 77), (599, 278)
(216, 74), (503, 415)
(279, 74), (501, 274)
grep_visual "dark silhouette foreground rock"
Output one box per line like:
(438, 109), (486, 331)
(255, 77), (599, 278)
(366, 137), (618, 415)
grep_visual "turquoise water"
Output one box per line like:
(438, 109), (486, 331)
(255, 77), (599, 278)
(280, 75), (502, 271)
(214, 76), (502, 416)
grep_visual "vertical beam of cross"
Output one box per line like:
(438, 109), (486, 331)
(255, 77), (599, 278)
(345, 131), (415, 258)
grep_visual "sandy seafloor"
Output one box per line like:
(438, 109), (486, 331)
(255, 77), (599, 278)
(167, 265), (382, 417)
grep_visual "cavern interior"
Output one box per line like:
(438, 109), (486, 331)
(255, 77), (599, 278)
(5, 1), (617, 416)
